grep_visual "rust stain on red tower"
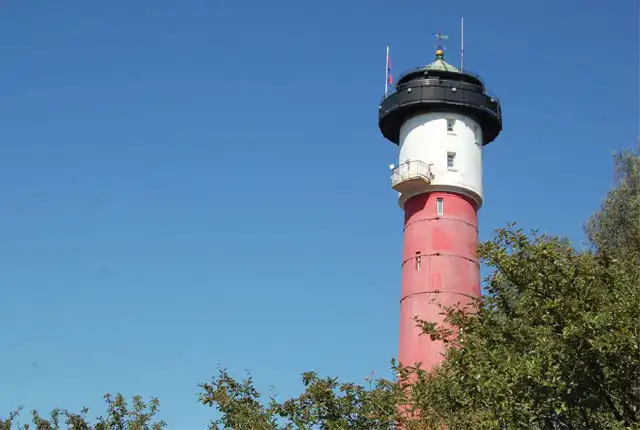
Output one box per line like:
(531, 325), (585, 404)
(378, 45), (503, 370)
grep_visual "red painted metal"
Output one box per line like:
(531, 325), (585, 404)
(398, 191), (480, 370)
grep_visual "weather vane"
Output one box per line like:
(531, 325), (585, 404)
(432, 32), (449, 53)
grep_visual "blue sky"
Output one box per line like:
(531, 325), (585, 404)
(0, 0), (637, 428)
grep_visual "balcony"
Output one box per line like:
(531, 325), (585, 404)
(379, 76), (502, 145)
(391, 160), (433, 194)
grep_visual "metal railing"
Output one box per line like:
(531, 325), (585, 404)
(396, 65), (488, 84)
(382, 77), (500, 104)
(391, 160), (433, 188)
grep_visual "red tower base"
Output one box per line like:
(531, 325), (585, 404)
(399, 191), (480, 370)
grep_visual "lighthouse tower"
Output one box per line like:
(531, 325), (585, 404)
(378, 47), (502, 370)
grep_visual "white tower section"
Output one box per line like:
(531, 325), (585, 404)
(397, 111), (484, 208)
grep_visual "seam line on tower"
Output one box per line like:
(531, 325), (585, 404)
(404, 217), (479, 232)
(400, 291), (479, 304)
(401, 253), (479, 266)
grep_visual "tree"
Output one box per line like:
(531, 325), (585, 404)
(0, 394), (166, 430)
(200, 148), (640, 429)
(199, 367), (405, 429)
(587, 146), (640, 264)
(411, 227), (638, 429)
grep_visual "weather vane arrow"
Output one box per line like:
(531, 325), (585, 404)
(432, 32), (449, 51)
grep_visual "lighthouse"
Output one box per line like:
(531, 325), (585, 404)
(378, 45), (502, 370)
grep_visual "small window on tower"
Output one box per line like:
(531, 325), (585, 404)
(415, 251), (422, 271)
(436, 198), (444, 216)
(447, 118), (455, 133)
(447, 152), (456, 170)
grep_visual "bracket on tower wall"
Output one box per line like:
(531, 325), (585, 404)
(391, 160), (434, 194)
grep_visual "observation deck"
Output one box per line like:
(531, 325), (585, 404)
(379, 50), (502, 145)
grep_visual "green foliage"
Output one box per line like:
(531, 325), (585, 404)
(587, 147), (640, 264)
(272, 370), (400, 429)
(412, 225), (639, 429)
(199, 367), (279, 430)
(0, 394), (166, 430)
(199, 368), (404, 429)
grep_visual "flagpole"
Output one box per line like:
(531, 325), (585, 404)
(460, 17), (465, 71)
(385, 45), (390, 97)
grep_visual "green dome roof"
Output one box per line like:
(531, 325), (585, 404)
(425, 50), (459, 72)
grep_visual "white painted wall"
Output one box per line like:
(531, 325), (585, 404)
(398, 111), (484, 206)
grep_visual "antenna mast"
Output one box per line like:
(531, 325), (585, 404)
(460, 17), (464, 71)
